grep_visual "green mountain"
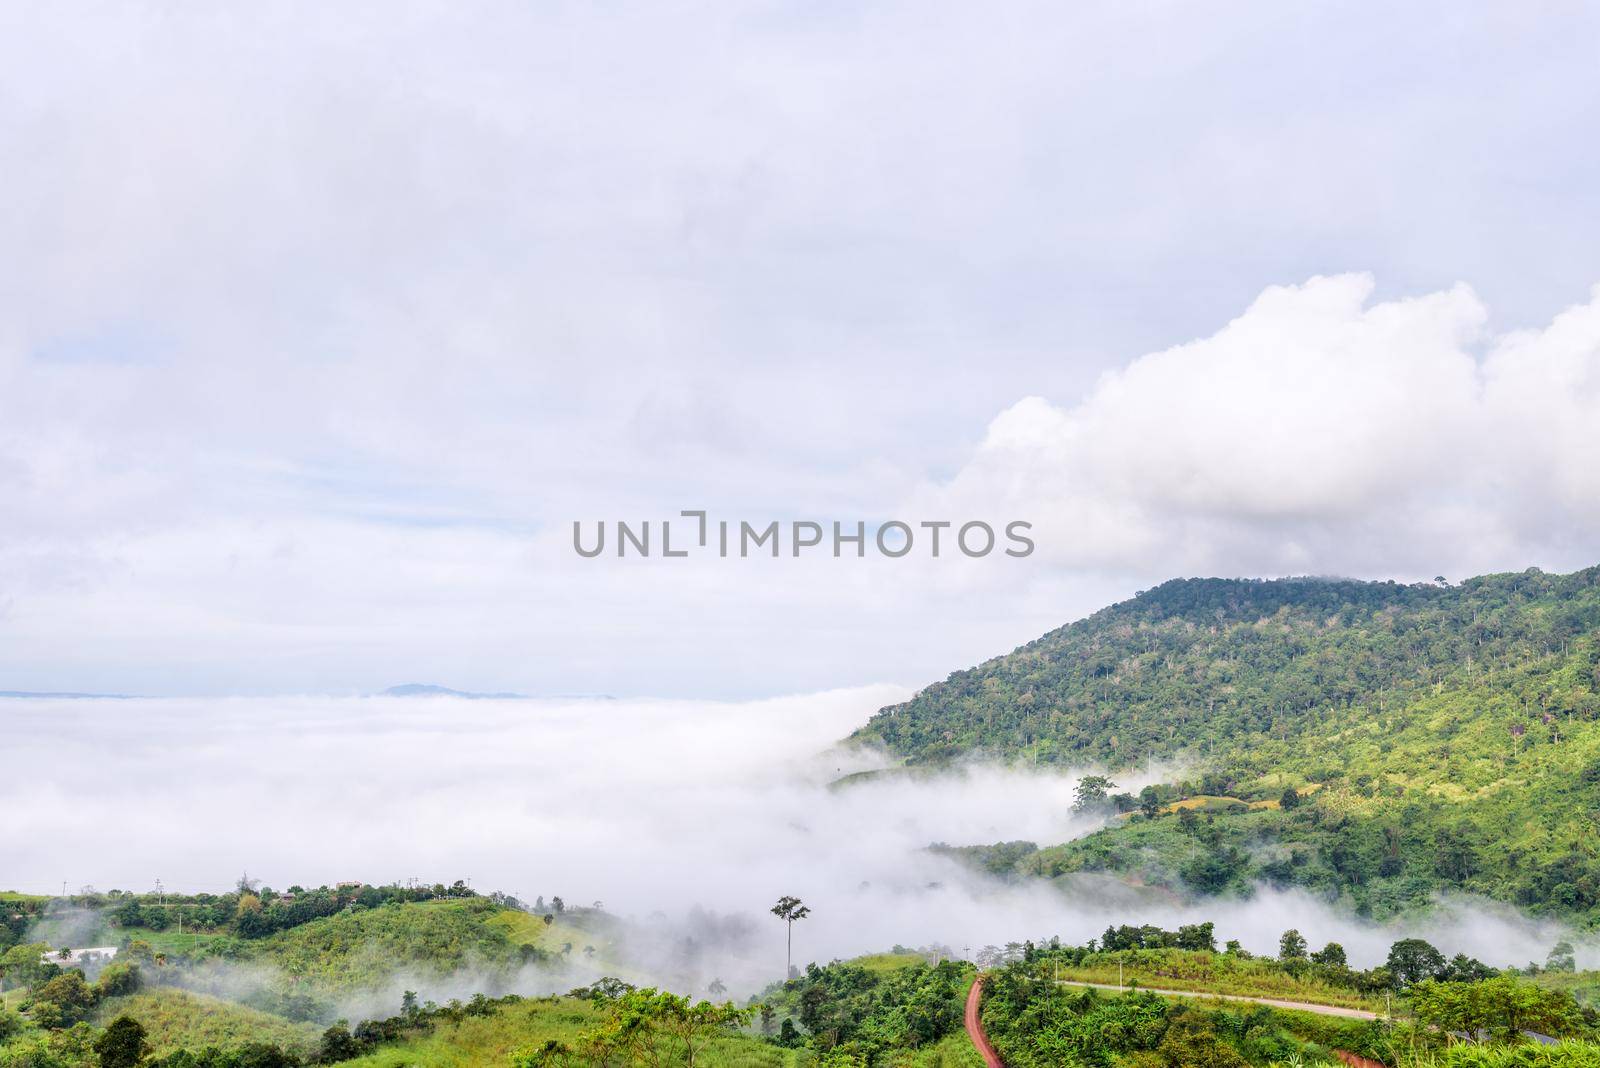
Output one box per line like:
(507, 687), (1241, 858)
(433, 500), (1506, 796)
(855, 567), (1600, 923)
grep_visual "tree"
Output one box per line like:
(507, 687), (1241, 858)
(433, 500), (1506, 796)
(1278, 929), (1308, 960)
(1311, 942), (1347, 968)
(1279, 787), (1301, 809)
(316, 1022), (360, 1063)
(771, 896), (811, 979)
(1411, 976), (1579, 1041)
(1073, 776), (1116, 812)
(1176, 922), (1215, 952)
(1546, 940), (1576, 972)
(96, 963), (142, 998)
(591, 989), (747, 1068)
(1386, 938), (1446, 988)
(1138, 786), (1161, 819)
(30, 969), (97, 1026)
(94, 1015), (150, 1068)
(0, 942), (58, 988)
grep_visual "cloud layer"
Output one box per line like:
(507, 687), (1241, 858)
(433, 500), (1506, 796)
(4, 689), (1589, 997)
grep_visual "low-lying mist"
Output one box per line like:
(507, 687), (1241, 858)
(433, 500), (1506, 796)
(4, 688), (1591, 1003)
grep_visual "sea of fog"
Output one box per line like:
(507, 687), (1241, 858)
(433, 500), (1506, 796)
(3, 687), (1592, 996)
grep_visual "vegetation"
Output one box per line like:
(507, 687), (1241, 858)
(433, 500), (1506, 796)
(1396, 1042), (1600, 1067)
(980, 935), (1600, 1068)
(6, 894), (1600, 1067)
(755, 956), (975, 1064)
(231, 898), (542, 996)
(94, 991), (320, 1060)
(855, 568), (1600, 920)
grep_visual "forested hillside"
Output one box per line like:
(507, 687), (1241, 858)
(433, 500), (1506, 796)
(855, 567), (1600, 921)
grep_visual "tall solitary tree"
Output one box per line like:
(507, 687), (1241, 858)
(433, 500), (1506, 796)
(94, 1015), (150, 1068)
(770, 896), (811, 979)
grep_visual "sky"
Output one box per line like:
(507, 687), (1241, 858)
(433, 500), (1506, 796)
(3, 2), (1600, 697)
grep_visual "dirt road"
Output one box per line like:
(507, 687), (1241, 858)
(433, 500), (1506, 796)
(965, 977), (1004, 1068)
(968, 976), (1389, 1068)
(1054, 979), (1383, 1020)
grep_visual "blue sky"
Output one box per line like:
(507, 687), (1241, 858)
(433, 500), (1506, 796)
(2, 2), (1599, 696)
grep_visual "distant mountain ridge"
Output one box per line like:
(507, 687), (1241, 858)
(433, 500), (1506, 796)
(854, 566), (1600, 921)
(0, 689), (139, 699)
(379, 683), (530, 699)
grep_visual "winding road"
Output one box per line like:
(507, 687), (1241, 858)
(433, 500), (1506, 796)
(964, 977), (1004, 1068)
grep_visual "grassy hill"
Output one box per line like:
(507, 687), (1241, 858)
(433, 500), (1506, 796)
(244, 898), (534, 993)
(854, 567), (1600, 922)
(95, 988), (321, 1058)
(337, 995), (802, 1068)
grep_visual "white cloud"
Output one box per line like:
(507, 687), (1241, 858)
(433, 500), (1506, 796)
(931, 274), (1600, 579)
(5, 688), (1590, 999)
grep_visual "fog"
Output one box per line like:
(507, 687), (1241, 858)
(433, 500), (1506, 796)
(3, 688), (1591, 998)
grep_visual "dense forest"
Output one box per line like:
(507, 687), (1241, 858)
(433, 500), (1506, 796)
(856, 567), (1600, 922)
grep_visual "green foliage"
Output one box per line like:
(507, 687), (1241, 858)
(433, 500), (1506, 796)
(2, 944), (60, 990)
(1397, 1040), (1600, 1068)
(855, 568), (1600, 918)
(758, 958), (973, 1061)
(1279, 931), (1309, 961)
(1410, 977), (1583, 1042)
(540, 987), (748, 1068)
(103, 882), (480, 945)
(237, 900), (527, 996)
(93, 1016), (150, 1068)
(93, 990), (319, 1060)
(29, 972), (99, 1028)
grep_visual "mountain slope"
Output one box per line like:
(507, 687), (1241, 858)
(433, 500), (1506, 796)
(855, 567), (1600, 922)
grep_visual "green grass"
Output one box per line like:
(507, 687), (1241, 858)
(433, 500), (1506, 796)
(95, 988), (321, 1058)
(116, 926), (231, 957)
(1396, 1040), (1600, 1067)
(895, 1031), (987, 1067)
(0, 893), (49, 905)
(851, 952), (930, 974)
(247, 898), (531, 994)
(486, 908), (617, 963)
(338, 996), (802, 1068)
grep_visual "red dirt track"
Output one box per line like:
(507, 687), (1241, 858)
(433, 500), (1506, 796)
(965, 976), (1003, 1067)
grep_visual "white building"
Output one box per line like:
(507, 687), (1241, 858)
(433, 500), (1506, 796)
(41, 946), (118, 966)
